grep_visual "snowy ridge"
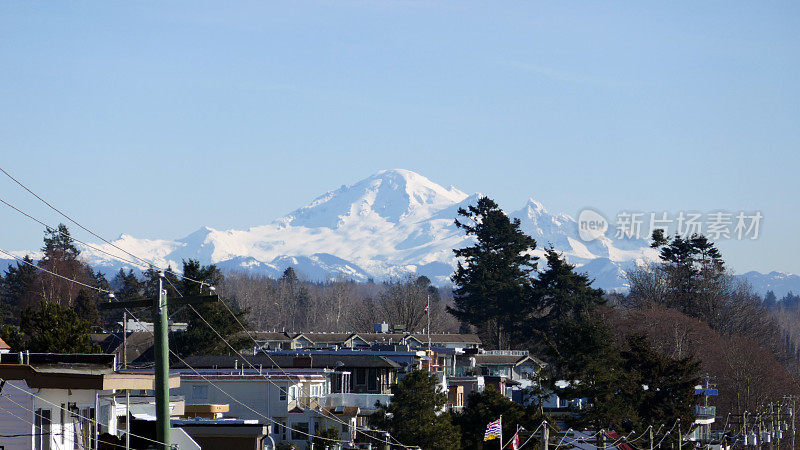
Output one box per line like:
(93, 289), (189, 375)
(3, 169), (797, 295)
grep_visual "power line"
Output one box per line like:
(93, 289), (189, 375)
(160, 276), (408, 448)
(2, 165), (409, 447)
(1, 219), (363, 446)
(0, 395), (93, 450)
(0, 196), (151, 270)
(118, 299), (356, 445)
(0, 248), (112, 294)
(0, 165), (208, 286)
(0, 379), (168, 449)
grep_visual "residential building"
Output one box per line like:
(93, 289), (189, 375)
(0, 353), (179, 450)
(0, 337), (10, 354)
(172, 361), (352, 449)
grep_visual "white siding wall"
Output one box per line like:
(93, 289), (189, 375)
(0, 381), (35, 450)
(0, 382), (116, 450)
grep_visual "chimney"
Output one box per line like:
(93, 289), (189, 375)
(293, 355), (313, 368)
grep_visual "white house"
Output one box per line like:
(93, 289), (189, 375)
(0, 353), (177, 450)
(173, 366), (363, 449)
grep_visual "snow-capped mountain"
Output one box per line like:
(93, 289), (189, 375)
(3, 169), (797, 295)
(734, 271), (800, 298)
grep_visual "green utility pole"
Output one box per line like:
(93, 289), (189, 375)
(154, 276), (170, 449)
(100, 272), (218, 450)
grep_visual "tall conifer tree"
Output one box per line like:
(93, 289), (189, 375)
(449, 197), (538, 349)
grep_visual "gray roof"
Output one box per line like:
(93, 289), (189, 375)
(90, 332), (154, 365)
(176, 353), (401, 370)
(250, 332), (294, 341)
(460, 354), (544, 367)
(406, 333), (482, 344)
(301, 333), (357, 343)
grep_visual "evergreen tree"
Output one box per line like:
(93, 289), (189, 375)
(649, 231), (726, 322)
(781, 291), (800, 310)
(371, 370), (461, 450)
(453, 387), (543, 450)
(172, 259), (249, 356)
(74, 289), (101, 329)
(19, 301), (99, 353)
(621, 334), (700, 429)
(40, 223), (80, 262)
(450, 196), (538, 349)
(551, 317), (640, 431)
(0, 324), (23, 351)
(281, 267), (299, 285)
(0, 256), (37, 324)
(763, 290), (777, 309)
(35, 223), (93, 307)
(521, 248), (605, 349)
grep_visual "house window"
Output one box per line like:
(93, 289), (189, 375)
(289, 386), (296, 401)
(368, 369), (377, 391)
(35, 408), (51, 450)
(356, 368), (367, 386)
(292, 422), (309, 440)
(192, 385), (208, 400)
(279, 384), (288, 401)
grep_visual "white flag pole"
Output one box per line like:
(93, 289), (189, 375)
(427, 293), (431, 351)
(500, 415), (503, 449)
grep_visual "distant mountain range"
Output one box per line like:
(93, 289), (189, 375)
(3, 169), (798, 297)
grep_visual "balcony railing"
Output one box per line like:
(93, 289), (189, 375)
(321, 393), (393, 409)
(695, 405), (716, 418)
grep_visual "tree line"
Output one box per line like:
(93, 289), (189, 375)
(2, 196), (798, 448)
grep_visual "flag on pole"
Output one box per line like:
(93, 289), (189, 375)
(511, 432), (520, 450)
(484, 418), (502, 441)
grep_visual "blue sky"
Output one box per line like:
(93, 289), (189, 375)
(1, 1), (798, 274)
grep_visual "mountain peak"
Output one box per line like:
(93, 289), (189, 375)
(367, 169), (468, 201)
(524, 198), (548, 214)
(286, 169), (469, 228)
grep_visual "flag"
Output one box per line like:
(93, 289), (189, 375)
(484, 418), (501, 441)
(511, 432), (519, 450)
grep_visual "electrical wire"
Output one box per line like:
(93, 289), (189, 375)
(653, 421), (679, 448)
(0, 168), (397, 444)
(0, 165), (207, 286)
(0, 248), (112, 294)
(0, 380), (167, 449)
(0, 170), (387, 444)
(553, 427), (573, 450)
(0, 395), (90, 450)
(514, 419), (544, 449)
(160, 276), (409, 448)
(0, 251), (349, 447)
(0, 196), (151, 271)
(118, 301), (357, 446)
